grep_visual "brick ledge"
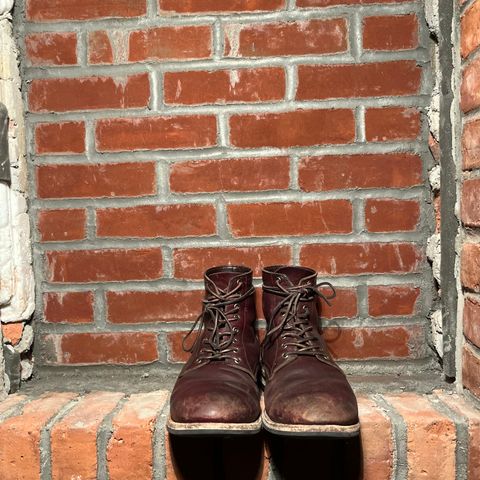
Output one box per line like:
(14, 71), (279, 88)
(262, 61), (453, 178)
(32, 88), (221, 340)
(0, 390), (479, 479)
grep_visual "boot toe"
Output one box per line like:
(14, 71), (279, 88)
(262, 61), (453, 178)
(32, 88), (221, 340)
(170, 366), (260, 424)
(265, 362), (358, 426)
(267, 388), (358, 426)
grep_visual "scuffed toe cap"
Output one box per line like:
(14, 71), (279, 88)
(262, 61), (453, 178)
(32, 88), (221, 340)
(264, 361), (359, 426)
(170, 365), (261, 424)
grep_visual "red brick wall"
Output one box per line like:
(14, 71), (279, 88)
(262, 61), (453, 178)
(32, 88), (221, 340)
(19, 0), (433, 369)
(460, 0), (480, 399)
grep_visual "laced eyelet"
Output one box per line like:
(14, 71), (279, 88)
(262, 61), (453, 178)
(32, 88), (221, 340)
(302, 305), (308, 311)
(233, 303), (239, 309)
(233, 358), (240, 364)
(195, 359), (202, 364)
(233, 327), (239, 333)
(233, 315), (240, 320)
(282, 353), (289, 358)
(234, 348), (239, 353)
(281, 344), (287, 349)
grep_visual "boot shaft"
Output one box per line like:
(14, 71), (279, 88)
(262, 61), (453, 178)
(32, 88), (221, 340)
(262, 265), (320, 331)
(181, 265), (259, 378)
(204, 265), (256, 332)
(261, 265), (336, 378)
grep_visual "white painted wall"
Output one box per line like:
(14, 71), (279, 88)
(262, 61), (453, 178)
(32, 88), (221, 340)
(0, 0), (35, 397)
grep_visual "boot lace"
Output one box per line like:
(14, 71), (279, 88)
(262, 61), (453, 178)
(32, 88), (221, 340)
(182, 281), (255, 363)
(263, 280), (336, 360)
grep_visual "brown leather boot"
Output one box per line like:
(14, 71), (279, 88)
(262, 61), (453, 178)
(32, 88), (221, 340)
(261, 265), (359, 437)
(168, 265), (262, 435)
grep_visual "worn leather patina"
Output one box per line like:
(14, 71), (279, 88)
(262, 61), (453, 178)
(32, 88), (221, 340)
(170, 266), (261, 425)
(261, 265), (359, 428)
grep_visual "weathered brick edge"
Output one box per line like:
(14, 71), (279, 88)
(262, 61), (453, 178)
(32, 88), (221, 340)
(0, 391), (479, 479)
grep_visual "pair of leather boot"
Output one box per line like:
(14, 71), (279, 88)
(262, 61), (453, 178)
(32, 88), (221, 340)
(168, 265), (359, 437)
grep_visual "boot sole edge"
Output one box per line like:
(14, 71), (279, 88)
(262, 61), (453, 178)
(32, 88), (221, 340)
(167, 415), (262, 436)
(262, 411), (360, 438)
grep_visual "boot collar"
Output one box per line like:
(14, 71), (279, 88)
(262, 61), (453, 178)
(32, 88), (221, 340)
(262, 265), (316, 289)
(205, 265), (252, 295)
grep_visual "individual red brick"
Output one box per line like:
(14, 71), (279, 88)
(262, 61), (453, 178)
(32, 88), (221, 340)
(461, 1), (480, 58)
(26, 0), (146, 21)
(320, 288), (358, 319)
(299, 0), (408, 5)
(462, 243), (480, 292)
(25, 32), (77, 66)
(44, 292), (94, 324)
(129, 26), (211, 61)
(95, 116), (217, 152)
(365, 199), (420, 232)
(46, 248), (163, 283)
(363, 14), (418, 51)
(299, 153), (423, 191)
(436, 392), (480, 480)
(461, 57), (480, 113)
(230, 109), (354, 148)
(44, 333), (159, 364)
(463, 118), (480, 170)
(38, 209), (86, 242)
(462, 178), (480, 227)
(160, 0), (284, 12)
(173, 246), (292, 280)
(365, 107), (420, 142)
(97, 204), (216, 238)
(108, 391), (168, 480)
(227, 200), (352, 237)
(35, 121), (85, 155)
(464, 344), (480, 398)
(225, 19), (347, 57)
(0, 393), (77, 480)
(164, 68), (285, 105)
(51, 392), (124, 480)
(107, 290), (204, 324)
(167, 331), (192, 362)
(368, 285), (420, 317)
(387, 394), (456, 478)
(88, 31), (113, 64)
(170, 157), (290, 193)
(324, 326), (424, 359)
(29, 74), (150, 113)
(300, 243), (422, 275)
(1, 323), (24, 346)
(357, 397), (393, 480)
(37, 162), (156, 199)
(297, 61), (421, 100)
(429, 133), (441, 163)
(464, 296), (480, 348)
